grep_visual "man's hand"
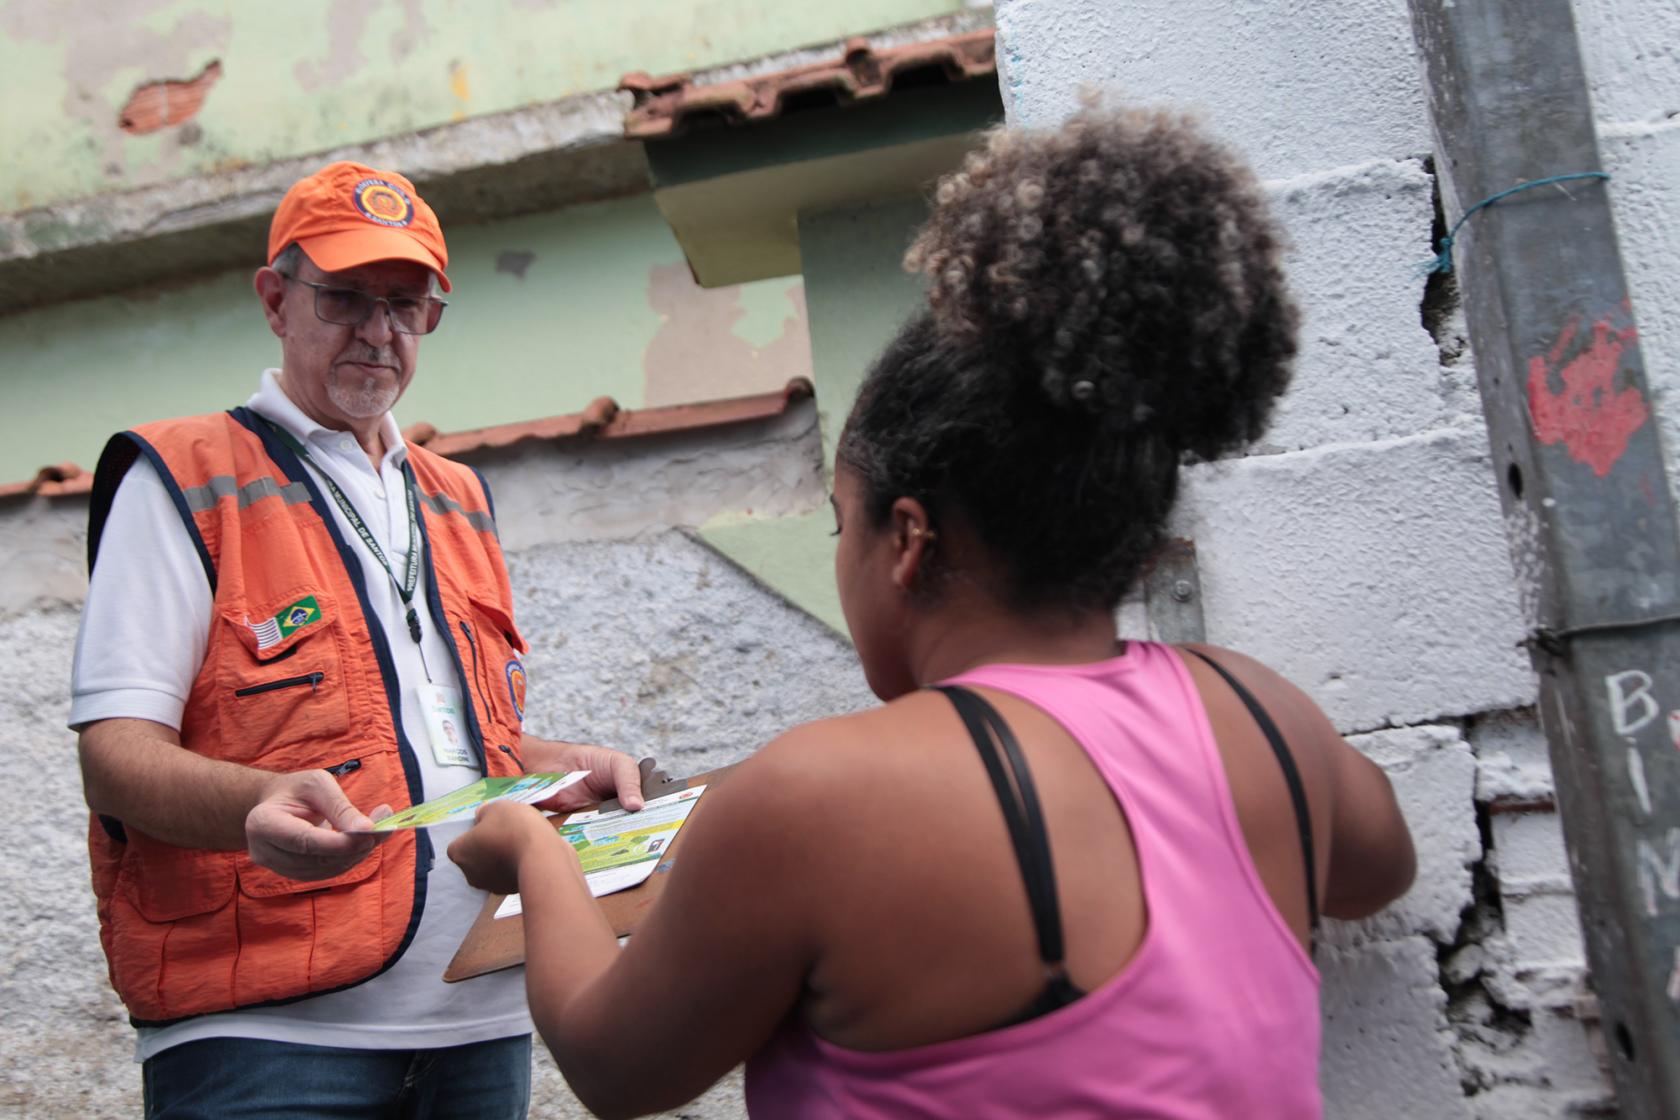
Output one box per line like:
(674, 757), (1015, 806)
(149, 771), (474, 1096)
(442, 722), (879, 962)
(520, 736), (646, 813)
(246, 770), (390, 881)
(448, 800), (569, 896)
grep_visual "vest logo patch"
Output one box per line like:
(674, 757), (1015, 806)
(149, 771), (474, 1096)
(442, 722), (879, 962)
(248, 595), (324, 650)
(505, 659), (526, 722)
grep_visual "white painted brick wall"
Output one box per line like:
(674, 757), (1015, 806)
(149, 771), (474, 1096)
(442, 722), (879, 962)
(1597, 120), (1680, 512)
(997, 0), (1680, 1111)
(1324, 726), (1480, 947)
(1576, 0), (1680, 514)
(995, 0), (1432, 178)
(1320, 936), (1472, 1120)
(1264, 158), (1475, 454)
(1572, 0), (1680, 126)
(1174, 427), (1535, 733)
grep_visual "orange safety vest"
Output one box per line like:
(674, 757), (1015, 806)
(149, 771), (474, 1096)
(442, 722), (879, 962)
(85, 407), (528, 1025)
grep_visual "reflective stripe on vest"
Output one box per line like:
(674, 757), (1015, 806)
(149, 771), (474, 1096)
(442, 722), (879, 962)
(420, 488), (497, 535)
(181, 474), (312, 512)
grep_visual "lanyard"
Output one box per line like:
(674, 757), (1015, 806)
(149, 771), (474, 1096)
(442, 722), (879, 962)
(263, 419), (427, 651)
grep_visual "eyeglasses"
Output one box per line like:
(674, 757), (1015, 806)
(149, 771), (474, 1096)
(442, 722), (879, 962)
(283, 275), (448, 335)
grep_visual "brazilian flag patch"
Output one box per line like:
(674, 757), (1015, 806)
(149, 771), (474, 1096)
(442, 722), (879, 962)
(248, 595), (323, 650)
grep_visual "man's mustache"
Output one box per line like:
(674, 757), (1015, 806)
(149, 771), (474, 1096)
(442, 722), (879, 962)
(336, 348), (399, 369)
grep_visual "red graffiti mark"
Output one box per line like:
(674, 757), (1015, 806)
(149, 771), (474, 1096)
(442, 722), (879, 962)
(1527, 312), (1647, 477)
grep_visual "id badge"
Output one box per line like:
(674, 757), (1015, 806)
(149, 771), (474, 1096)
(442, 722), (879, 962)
(416, 683), (474, 768)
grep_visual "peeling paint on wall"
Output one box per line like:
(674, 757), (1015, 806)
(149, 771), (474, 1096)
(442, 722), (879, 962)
(642, 262), (813, 408)
(450, 59), (472, 119)
(118, 59), (222, 134)
(496, 250), (537, 279)
(0, 0), (966, 214)
(0, 1), (232, 202)
(294, 3), (375, 93)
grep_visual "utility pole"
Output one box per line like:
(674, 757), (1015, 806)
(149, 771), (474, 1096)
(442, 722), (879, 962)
(1409, 2), (1680, 1115)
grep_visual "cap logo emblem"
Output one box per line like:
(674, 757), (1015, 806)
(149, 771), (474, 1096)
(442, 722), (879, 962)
(353, 178), (414, 228)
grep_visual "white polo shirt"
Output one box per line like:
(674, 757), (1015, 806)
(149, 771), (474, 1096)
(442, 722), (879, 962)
(70, 369), (532, 1060)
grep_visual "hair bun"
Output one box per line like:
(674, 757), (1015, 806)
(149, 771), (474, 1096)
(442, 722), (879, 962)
(905, 105), (1297, 457)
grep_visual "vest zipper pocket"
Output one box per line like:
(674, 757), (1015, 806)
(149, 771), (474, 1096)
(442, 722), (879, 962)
(234, 671), (324, 698)
(323, 758), (362, 777)
(498, 743), (524, 769)
(458, 620), (492, 722)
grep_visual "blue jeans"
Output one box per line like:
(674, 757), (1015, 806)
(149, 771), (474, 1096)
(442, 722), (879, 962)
(142, 1034), (532, 1119)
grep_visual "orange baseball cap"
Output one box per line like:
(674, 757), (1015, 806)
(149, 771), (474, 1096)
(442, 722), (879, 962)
(267, 161), (451, 292)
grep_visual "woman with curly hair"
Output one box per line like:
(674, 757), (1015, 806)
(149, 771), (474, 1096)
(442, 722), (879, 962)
(449, 106), (1416, 1119)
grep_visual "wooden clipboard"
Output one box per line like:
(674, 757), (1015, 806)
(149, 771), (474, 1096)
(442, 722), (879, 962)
(443, 758), (728, 982)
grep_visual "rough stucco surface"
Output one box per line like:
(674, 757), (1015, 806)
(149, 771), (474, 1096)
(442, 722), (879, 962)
(0, 496), (87, 616)
(0, 604), (132, 1119)
(479, 404), (827, 554)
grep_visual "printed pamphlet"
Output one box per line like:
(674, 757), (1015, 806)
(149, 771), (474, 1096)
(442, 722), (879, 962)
(361, 772), (589, 832)
(494, 785), (707, 917)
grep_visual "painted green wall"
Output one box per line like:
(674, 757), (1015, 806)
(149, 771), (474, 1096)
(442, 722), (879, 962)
(699, 196), (930, 637)
(798, 196), (929, 478)
(0, 0), (964, 213)
(0, 193), (805, 483)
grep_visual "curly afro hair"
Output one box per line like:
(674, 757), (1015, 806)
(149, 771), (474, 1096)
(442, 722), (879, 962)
(837, 105), (1298, 613)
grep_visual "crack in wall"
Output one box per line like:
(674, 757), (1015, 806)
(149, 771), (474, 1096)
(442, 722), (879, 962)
(1439, 711), (1623, 1116)
(1420, 158), (1470, 370)
(1438, 801), (1540, 1098)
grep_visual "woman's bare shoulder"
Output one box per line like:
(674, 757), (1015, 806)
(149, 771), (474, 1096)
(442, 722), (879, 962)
(718, 692), (965, 818)
(1177, 642), (1342, 750)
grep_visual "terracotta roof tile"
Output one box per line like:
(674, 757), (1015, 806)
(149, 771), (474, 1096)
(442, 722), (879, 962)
(620, 30), (996, 141)
(0, 379), (815, 504)
(0, 462), (93, 500)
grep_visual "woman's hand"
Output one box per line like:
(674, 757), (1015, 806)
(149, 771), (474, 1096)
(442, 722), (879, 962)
(520, 736), (647, 813)
(447, 800), (566, 896)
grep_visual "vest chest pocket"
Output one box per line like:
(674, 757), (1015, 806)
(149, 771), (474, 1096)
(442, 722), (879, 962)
(213, 595), (352, 767)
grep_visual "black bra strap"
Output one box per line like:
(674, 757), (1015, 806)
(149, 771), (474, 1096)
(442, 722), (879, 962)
(1184, 649), (1320, 932)
(935, 685), (1068, 971)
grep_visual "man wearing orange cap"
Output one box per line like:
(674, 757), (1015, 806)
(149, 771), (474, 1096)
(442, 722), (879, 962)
(70, 162), (643, 1117)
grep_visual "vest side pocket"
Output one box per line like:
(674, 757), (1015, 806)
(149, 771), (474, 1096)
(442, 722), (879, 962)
(465, 595), (528, 741)
(231, 843), (393, 1007)
(233, 840), (384, 898)
(111, 838), (239, 1021)
(118, 834), (236, 923)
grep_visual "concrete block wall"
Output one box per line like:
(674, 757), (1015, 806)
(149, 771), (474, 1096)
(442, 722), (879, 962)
(994, 0), (1679, 1113)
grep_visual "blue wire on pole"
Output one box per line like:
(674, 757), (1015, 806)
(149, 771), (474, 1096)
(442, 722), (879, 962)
(1424, 171), (1611, 275)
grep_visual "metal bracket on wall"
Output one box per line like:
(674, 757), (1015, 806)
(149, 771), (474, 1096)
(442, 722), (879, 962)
(1143, 538), (1206, 645)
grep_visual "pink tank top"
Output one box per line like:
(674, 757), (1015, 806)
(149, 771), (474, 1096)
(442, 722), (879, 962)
(744, 641), (1321, 1119)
